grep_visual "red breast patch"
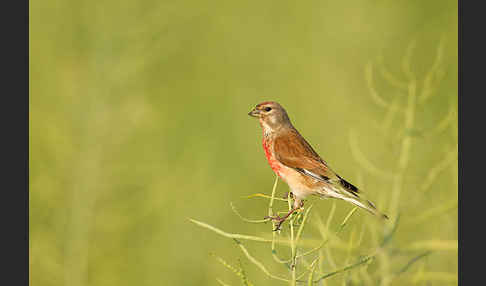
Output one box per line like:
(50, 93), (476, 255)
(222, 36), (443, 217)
(263, 138), (282, 176)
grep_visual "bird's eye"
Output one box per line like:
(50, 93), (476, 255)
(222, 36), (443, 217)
(264, 107), (272, 112)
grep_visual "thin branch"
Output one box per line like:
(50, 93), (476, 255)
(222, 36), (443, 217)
(389, 79), (417, 217)
(295, 205), (314, 246)
(402, 240), (457, 252)
(407, 200), (457, 225)
(269, 175), (292, 265)
(230, 202), (269, 223)
(311, 256), (375, 283)
(294, 257), (319, 281)
(380, 97), (402, 134)
(295, 241), (327, 260)
(243, 193), (288, 201)
(216, 278), (232, 286)
(337, 207), (358, 234)
(288, 192), (297, 285)
(412, 271), (458, 284)
(395, 251), (432, 276)
(365, 62), (391, 108)
(233, 239), (291, 283)
(378, 55), (409, 90)
(420, 145), (457, 193)
(189, 218), (273, 243)
(307, 259), (318, 286)
(402, 39), (417, 80)
(432, 102), (456, 135)
(349, 129), (395, 180)
(419, 37), (446, 103)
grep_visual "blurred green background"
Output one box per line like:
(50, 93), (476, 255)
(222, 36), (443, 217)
(30, 0), (457, 285)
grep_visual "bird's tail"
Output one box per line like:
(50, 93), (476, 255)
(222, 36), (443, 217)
(336, 193), (389, 220)
(322, 184), (389, 220)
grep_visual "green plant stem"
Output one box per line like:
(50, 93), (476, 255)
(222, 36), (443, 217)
(230, 202), (269, 223)
(233, 239), (290, 283)
(287, 193), (297, 286)
(269, 175), (290, 264)
(389, 79), (416, 218)
(311, 256), (374, 283)
(189, 219), (273, 243)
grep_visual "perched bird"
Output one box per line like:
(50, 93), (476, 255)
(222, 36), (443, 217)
(248, 101), (388, 230)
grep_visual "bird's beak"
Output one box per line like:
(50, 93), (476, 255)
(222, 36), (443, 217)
(248, 108), (260, 118)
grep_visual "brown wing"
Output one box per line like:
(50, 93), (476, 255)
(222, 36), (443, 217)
(273, 128), (359, 195)
(273, 129), (337, 182)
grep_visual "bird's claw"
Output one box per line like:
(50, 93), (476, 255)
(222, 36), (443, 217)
(264, 215), (285, 231)
(273, 222), (284, 231)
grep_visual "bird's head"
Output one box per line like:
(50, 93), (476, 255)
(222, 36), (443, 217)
(248, 101), (292, 132)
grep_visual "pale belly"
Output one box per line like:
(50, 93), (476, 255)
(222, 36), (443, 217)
(277, 165), (318, 199)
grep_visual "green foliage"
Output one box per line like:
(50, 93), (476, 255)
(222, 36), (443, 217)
(191, 37), (457, 285)
(192, 176), (378, 285)
(30, 0), (457, 285)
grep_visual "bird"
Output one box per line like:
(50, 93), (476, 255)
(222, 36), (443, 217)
(248, 101), (388, 230)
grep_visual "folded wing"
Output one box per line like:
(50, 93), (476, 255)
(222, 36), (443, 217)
(273, 128), (359, 197)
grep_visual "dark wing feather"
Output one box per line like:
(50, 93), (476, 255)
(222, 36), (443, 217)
(273, 128), (359, 196)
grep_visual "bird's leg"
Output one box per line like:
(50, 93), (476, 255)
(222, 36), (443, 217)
(265, 199), (304, 231)
(271, 208), (297, 231)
